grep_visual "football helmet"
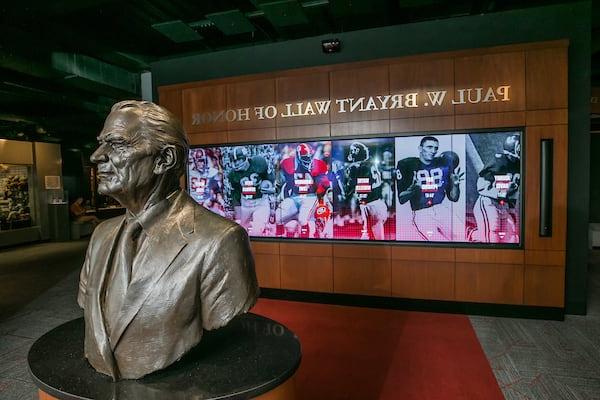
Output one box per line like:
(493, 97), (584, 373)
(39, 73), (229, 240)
(259, 179), (275, 194)
(503, 135), (520, 160)
(191, 148), (206, 170)
(348, 142), (369, 163)
(232, 146), (250, 171)
(296, 143), (314, 170)
(383, 150), (393, 163)
(192, 148), (205, 159)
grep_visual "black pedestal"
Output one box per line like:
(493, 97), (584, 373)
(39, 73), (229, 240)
(28, 313), (301, 400)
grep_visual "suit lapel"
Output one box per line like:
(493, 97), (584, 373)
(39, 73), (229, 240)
(109, 193), (195, 349)
(90, 217), (125, 379)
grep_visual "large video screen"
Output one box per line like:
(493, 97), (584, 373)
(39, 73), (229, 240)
(187, 130), (522, 246)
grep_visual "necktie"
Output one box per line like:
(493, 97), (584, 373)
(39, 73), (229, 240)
(105, 219), (142, 337)
(117, 220), (142, 285)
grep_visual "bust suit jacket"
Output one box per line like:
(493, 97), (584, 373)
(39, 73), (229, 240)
(78, 190), (259, 380)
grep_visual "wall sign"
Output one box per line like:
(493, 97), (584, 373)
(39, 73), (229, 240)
(191, 85), (512, 126)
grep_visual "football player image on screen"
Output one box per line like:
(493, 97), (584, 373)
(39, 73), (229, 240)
(224, 145), (277, 237)
(395, 135), (465, 242)
(275, 142), (332, 239)
(188, 148), (208, 203)
(188, 148), (224, 207)
(381, 150), (395, 209)
(468, 133), (521, 243)
(331, 138), (395, 241)
(338, 141), (390, 240)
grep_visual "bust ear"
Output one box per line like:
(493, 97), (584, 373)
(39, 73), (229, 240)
(154, 145), (177, 175)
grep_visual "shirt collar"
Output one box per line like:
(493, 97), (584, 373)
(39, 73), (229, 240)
(125, 190), (180, 235)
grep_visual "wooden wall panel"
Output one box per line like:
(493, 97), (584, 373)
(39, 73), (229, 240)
(524, 125), (568, 250)
(454, 111), (525, 129)
(523, 265), (565, 307)
(390, 116), (454, 134)
(333, 244), (391, 259)
(182, 85), (228, 133)
(255, 253), (281, 288)
(330, 120), (389, 137)
(389, 59), (454, 118)
(280, 242), (332, 257)
(158, 88), (183, 120)
(188, 132), (228, 146)
(526, 47), (568, 110)
(227, 79), (276, 130)
(332, 244), (391, 296)
(167, 40), (568, 308)
(277, 124), (331, 141)
(391, 260), (455, 301)
(250, 240), (279, 255)
(333, 258), (391, 296)
(228, 128), (276, 144)
(525, 250), (565, 266)
(526, 109), (568, 126)
(280, 255), (333, 292)
(455, 249), (524, 264)
(455, 263), (523, 304)
(330, 66), (390, 123)
(391, 246), (454, 262)
(454, 52), (526, 114)
(276, 73), (330, 126)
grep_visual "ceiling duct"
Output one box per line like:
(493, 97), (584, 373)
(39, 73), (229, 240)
(51, 52), (140, 97)
(151, 20), (204, 43)
(206, 10), (256, 35)
(258, 0), (309, 27)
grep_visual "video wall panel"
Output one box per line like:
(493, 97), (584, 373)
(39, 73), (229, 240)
(187, 130), (522, 246)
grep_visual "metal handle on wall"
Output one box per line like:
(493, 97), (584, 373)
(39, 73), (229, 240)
(539, 139), (553, 237)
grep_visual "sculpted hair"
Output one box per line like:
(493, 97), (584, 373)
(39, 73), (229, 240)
(111, 100), (189, 177)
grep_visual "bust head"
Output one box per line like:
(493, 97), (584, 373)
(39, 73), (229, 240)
(90, 101), (189, 213)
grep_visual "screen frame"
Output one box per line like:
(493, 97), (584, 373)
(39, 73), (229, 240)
(186, 127), (525, 249)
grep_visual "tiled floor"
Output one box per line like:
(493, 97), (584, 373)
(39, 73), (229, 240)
(0, 241), (599, 399)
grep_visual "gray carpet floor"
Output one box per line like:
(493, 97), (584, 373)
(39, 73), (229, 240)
(471, 258), (600, 400)
(0, 240), (598, 399)
(0, 240), (87, 400)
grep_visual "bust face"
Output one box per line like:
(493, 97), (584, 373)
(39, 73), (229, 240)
(90, 110), (157, 201)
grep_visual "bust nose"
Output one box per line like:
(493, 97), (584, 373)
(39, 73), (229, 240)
(90, 146), (108, 164)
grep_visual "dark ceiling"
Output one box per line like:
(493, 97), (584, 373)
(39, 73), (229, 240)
(0, 0), (596, 148)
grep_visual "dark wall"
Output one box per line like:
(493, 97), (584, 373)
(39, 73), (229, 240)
(61, 147), (95, 206)
(61, 147), (85, 204)
(151, 2), (591, 314)
(591, 136), (600, 223)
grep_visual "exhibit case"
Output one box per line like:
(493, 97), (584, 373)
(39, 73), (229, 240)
(0, 163), (33, 231)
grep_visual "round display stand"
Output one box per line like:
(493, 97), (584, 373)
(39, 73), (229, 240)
(28, 313), (301, 400)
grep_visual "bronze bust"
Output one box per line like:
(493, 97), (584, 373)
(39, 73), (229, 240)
(78, 100), (259, 380)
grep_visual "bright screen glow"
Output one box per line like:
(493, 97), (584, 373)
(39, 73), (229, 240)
(187, 131), (522, 245)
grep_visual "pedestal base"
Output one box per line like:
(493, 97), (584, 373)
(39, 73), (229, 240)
(29, 314), (301, 400)
(37, 376), (296, 400)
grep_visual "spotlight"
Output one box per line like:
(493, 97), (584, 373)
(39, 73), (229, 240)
(321, 38), (341, 53)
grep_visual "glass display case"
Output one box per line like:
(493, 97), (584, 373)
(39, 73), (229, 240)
(0, 163), (33, 231)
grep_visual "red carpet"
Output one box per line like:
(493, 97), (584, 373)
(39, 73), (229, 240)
(252, 299), (504, 400)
